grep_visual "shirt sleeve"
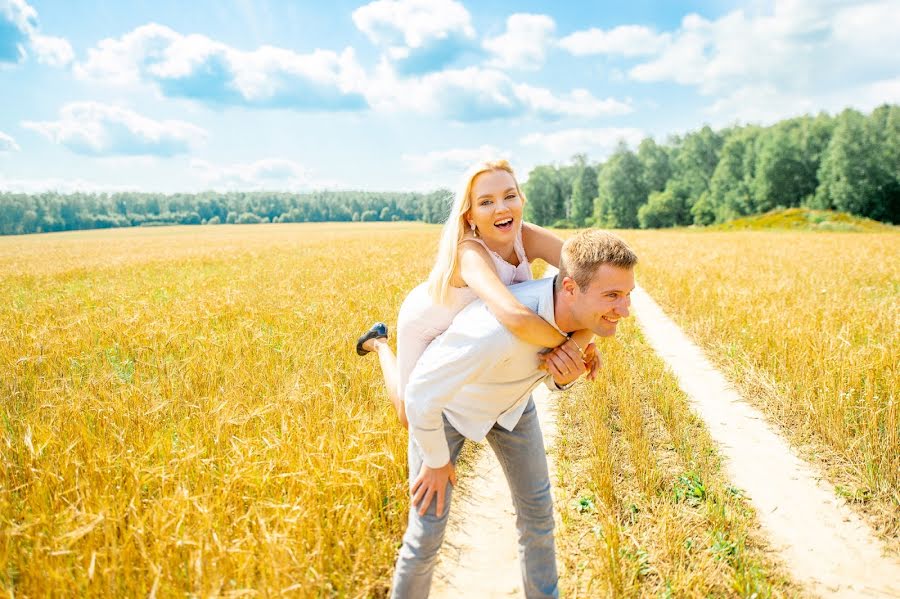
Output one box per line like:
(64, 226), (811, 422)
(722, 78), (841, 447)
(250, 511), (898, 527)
(404, 303), (509, 468)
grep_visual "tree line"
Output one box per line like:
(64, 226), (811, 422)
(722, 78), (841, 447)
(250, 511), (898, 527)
(0, 189), (454, 236)
(1, 104), (896, 236)
(523, 104), (899, 228)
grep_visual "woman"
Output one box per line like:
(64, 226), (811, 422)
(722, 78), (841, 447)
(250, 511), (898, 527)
(356, 160), (598, 427)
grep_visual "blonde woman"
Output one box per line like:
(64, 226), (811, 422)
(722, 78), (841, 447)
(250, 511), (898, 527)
(356, 160), (598, 427)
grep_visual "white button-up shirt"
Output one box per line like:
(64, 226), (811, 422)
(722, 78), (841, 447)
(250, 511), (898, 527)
(405, 276), (565, 468)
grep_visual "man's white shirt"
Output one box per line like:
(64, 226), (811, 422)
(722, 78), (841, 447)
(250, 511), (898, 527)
(405, 276), (566, 468)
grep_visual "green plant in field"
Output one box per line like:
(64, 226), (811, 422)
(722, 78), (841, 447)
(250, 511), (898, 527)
(572, 495), (596, 514)
(673, 472), (707, 506)
(621, 547), (652, 577)
(104, 345), (134, 384)
(709, 531), (738, 562)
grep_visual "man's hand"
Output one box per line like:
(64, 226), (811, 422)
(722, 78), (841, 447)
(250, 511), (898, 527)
(410, 461), (457, 517)
(538, 339), (584, 387)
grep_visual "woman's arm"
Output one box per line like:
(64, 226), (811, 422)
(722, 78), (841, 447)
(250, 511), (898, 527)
(457, 242), (567, 348)
(521, 222), (564, 268)
(522, 223), (601, 377)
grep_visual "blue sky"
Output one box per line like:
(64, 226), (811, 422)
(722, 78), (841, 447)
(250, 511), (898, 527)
(1, 0), (898, 193)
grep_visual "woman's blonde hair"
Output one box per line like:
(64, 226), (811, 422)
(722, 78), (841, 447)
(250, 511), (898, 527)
(426, 159), (525, 304)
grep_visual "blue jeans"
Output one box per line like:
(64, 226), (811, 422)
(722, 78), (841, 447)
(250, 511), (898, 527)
(391, 398), (558, 598)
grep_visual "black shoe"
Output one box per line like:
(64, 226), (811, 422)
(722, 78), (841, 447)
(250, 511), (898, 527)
(356, 322), (388, 356)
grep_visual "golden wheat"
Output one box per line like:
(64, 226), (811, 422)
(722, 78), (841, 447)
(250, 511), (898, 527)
(2, 223), (891, 596)
(621, 229), (899, 544)
(554, 319), (799, 598)
(1, 223), (433, 597)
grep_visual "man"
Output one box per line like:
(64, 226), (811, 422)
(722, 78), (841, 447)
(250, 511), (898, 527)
(392, 229), (638, 598)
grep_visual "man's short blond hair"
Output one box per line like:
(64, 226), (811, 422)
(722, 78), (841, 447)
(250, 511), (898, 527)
(556, 229), (638, 291)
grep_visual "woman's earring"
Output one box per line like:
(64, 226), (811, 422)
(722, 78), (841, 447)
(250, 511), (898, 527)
(470, 222), (478, 237)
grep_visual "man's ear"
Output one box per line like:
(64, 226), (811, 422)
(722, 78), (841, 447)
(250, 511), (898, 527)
(560, 276), (578, 295)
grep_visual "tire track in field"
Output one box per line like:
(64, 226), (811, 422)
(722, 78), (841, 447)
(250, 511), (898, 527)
(631, 285), (900, 598)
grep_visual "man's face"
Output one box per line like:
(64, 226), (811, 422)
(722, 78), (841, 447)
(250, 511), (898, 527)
(569, 265), (635, 337)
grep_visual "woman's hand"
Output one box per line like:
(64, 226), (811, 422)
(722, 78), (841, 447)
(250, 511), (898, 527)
(411, 461), (457, 517)
(583, 342), (601, 381)
(538, 339), (584, 386)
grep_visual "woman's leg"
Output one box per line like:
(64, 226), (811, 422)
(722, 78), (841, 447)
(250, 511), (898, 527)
(362, 336), (406, 428)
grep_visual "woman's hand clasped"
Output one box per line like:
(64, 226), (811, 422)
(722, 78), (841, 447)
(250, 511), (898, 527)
(538, 338), (601, 385)
(582, 342), (601, 381)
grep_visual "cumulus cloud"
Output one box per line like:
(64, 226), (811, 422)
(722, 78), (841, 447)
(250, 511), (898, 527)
(22, 102), (207, 157)
(559, 25), (669, 57)
(76, 23), (367, 110)
(0, 0), (72, 67)
(402, 144), (509, 173)
(191, 158), (340, 191)
(0, 130), (19, 152)
(484, 13), (556, 70)
(520, 127), (645, 159)
(30, 33), (74, 67)
(352, 0), (478, 75)
(514, 85), (632, 119)
(628, 0), (900, 120)
(366, 62), (632, 122)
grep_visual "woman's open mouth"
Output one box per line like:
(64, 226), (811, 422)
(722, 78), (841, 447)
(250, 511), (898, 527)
(494, 217), (514, 231)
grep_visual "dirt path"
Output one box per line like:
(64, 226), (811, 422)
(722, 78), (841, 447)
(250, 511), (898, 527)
(430, 383), (557, 598)
(631, 286), (900, 598)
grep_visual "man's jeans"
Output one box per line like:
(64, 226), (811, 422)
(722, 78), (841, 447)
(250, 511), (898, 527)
(391, 397), (558, 598)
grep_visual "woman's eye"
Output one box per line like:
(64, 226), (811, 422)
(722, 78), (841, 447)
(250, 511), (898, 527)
(481, 200), (492, 206)
(506, 194), (517, 200)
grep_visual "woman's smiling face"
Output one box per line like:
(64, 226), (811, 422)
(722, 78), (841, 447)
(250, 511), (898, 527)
(466, 169), (524, 247)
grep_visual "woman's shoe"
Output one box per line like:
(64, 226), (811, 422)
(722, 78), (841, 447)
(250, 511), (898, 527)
(356, 322), (388, 356)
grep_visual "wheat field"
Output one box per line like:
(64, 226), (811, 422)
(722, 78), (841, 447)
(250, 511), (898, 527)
(1, 224), (432, 596)
(1, 223), (895, 596)
(620, 230), (899, 545)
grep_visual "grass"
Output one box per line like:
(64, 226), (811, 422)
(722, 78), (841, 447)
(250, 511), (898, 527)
(554, 320), (799, 598)
(710, 207), (895, 232)
(622, 229), (899, 546)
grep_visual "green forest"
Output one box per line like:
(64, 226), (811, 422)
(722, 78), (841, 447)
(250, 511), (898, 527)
(1, 105), (897, 236)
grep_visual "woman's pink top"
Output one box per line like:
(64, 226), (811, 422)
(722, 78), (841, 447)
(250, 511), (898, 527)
(395, 228), (532, 400)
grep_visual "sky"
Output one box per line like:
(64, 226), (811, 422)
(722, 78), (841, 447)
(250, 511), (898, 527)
(0, 0), (898, 194)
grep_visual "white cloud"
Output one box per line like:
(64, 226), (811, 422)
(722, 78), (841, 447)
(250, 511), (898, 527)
(191, 158), (340, 191)
(706, 77), (900, 126)
(559, 25), (669, 57)
(29, 33), (73, 67)
(352, 0), (476, 74)
(75, 23), (367, 110)
(0, 0), (36, 64)
(0, 130), (19, 152)
(628, 0), (900, 118)
(520, 127), (645, 159)
(402, 144), (509, 173)
(0, 0), (72, 67)
(514, 85), (632, 119)
(22, 102), (207, 157)
(366, 62), (632, 122)
(484, 13), (556, 70)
